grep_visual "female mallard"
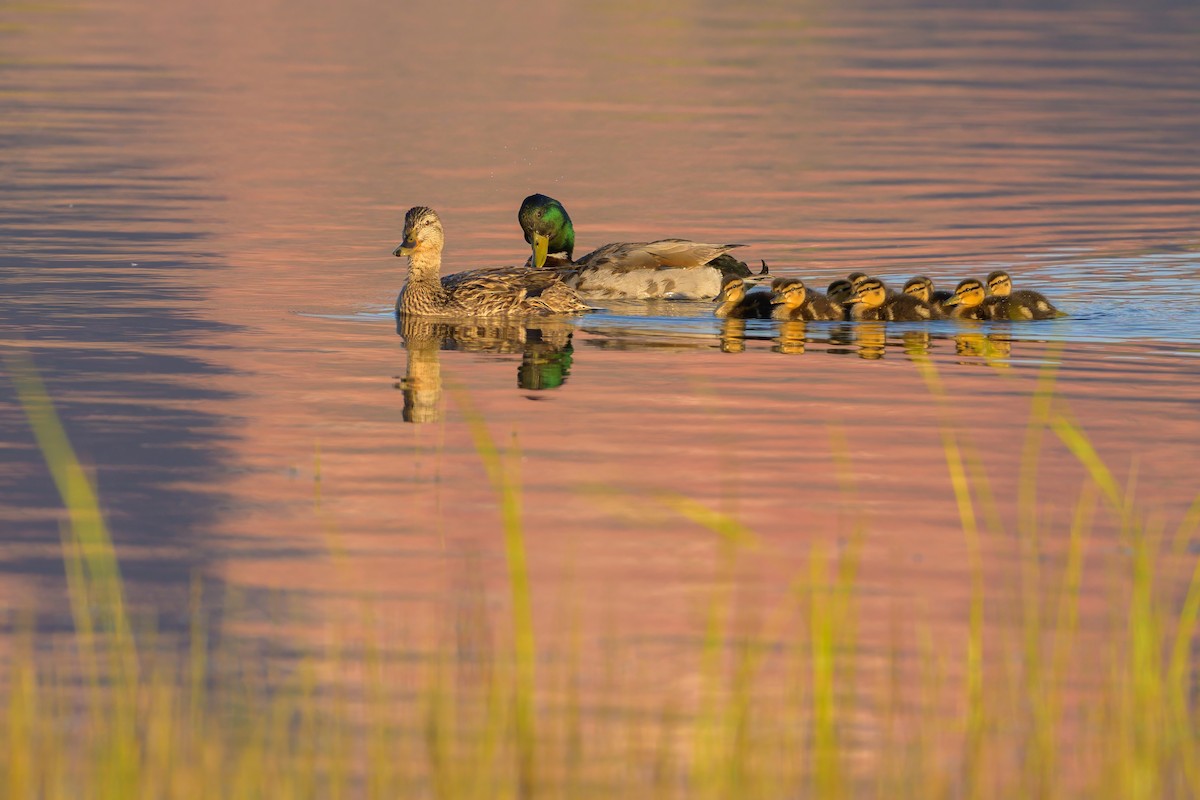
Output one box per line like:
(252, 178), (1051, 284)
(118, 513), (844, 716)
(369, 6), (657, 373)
(849, 277), (936, 321)
(518, 193), (751, 300)
(770, 278), (843, 321)
(714, 276), (773, 319)
(902, 276), (953, 316)
(394, 206), (589, 317)
(985, 270), (1066, 319)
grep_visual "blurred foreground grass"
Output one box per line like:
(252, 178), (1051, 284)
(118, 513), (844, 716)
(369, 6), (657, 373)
(3, 352), (1199, 799)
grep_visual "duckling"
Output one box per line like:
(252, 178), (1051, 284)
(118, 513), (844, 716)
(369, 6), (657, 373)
(902, 276), (953, 317)
(394, 206), (589, 317)
(943, 278), (1004, 320)
(849, 271), (895, 297)
(849, 277), (936, 321)
(714, 276), (773, 319)
(985, 270), (1066, 319)
(826, 279), (855, 320)
(770, 278), (843, 321)
(767, 276), (793, 305)
(518, 194), (750, 300)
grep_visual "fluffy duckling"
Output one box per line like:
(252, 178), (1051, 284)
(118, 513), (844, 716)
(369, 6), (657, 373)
(770, 278), (843, 321)
(903, 276), (953, 316)
(518, 194), (750, 300)
(394, 206), (589, 317)
(826, 279), (855, 320)
(943, 278), (1003, 320)
(849, 271), (895, 297)
(714, 276), (773, 319)
(850, 277), (936, 321)
(985, 270), (1066, 319)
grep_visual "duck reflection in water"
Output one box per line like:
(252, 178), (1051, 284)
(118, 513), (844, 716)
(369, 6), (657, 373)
(955, 330), (1013, 367)
(854, 322), (887, 360)
(719, 318), (748, 353)
(395, 316), (576, 423)
(774, 320), (807, 354)
(900, 329), (932, 358)
(822, 322), (921, 360)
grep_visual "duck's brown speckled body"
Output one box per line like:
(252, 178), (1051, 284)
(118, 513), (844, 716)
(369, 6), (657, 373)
(394, 206), (589, 317)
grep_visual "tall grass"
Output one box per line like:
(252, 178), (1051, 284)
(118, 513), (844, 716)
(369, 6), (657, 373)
(2, 352), (1199, 798)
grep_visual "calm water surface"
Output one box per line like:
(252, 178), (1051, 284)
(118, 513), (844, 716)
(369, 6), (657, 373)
(2, 0), (1199, 729)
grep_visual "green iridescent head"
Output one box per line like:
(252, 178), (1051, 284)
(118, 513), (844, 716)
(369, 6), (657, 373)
(518, 194), (576, 268)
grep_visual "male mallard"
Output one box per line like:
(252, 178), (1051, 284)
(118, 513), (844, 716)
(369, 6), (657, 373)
(770, 278), (842, 321)
(985, 270), (1066, 319)
(943, 278), (1003, 320)
(394, 206), (589, 317)
(849, 277), (936, 321)
(902, 276), (953, 317)
(518, 193), (751, 300)
(714, 276), (773, 319)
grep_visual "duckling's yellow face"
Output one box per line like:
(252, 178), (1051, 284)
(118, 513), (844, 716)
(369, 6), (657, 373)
(394, 206), (444, 257)
(827, 279), (853, 305)
(771, 279), (806, 307)
(716, 278), (746, 304)
(903, 277), (932, 303)
(849, 278), (886, 309)
(986, 271), (1012, 296)
(946, 279), (986, 308)
(849, 273), (873, 291)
